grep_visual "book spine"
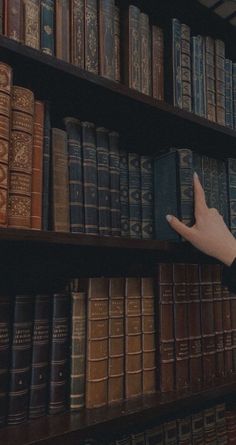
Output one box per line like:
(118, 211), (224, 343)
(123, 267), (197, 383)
(42, 101), (51, 230)
(181, 23), (191, 112)
(96, 127), (110, 236)
(192, 412), (204, 445)
(141, 277), (156, 394)
(128, 153), (141, 239)
(29, 294), (50, 419)
(40, 0), (54, 56)
(99, 0), (115, 80)
(71, 0), (85, 68)
(164, 420), (178, 445)
(86, 278), (109, 408)
(0, 0), (3, 34)
(140, 155), (153, 239)
(8, 295), (34, 425)
(202, 155), (211, 208)
(218, 159), (229, 227)
(172, 18), (182, 108)
(0, 296), (12, 427)
(5, 0), (23, 42)
(158, 263), (175, 392)
(212, 264), (224, 378)
(85, 0), (98, 74)
(125, 277), (142, 398)
(109, 131), (121, 236)
(70, 291), (86, 410)
(120, 150), (129, 237)
(0, 62), (12, 226)
(145, 425), (164, 445)
(215, 39), (225, 126)
(233, 63), (236, 130)
(177, 148), (194, 228)
(215, 403), (227, 444)
(82, 122), (98, 235)
(152, 26), (164, 101)
(140, 12), (151, 96)
(210, 157), (219, 210)
(198, 35), (206, 117)
(222, 284), (233, 376)
(205, 36), (216, 122)
(31, 100), (44, 230)
(51, 128), (70, 232)
(108, 277), (125, 403)
(177, 417), (192, 445)
(203, 407), (217, 444)
(191, 36), (200, 115)
(48, 291), (69, 415)
(23, 0), (40, 49)
(227, 158), (236, 238)
(8, 86), (34, 228)
(64, 117), (84, 233)
(123, 5), (141, 91)
(230, 290), (236, 372)
(225, 58), (234, 129)
(114, 5), (121, 82)
(55, 0), (70, 62)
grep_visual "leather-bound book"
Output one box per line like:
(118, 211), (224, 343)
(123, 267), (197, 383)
(225, 58), (234, 128)
(203, 407), (217, 444)
(177, 416), (192, 445)
(173, 263), (189, 391)
(40, 0), (54, 56)
(227, 158), (236, 238)
(125, 277), (142, 398)
(145, 425), (164, 445)
(215, 403), (227, 444)
(140, 12), (151, 96)
(8, 86), (34, 228)
(141, 277), (156, 394)
(212, 264), (224, 378)
(48, 291), (70, 415)
(230, 289), (236, 372)
(181, 23), (191, 112)
(23, 0), (40, 49)
(8, 295), (34, 425)
(165, 18), (182, 108)
(192, 411), (204, 444)
(233, 63), (236, 130)
(163, 420), (177, 445)
(215, 39), (225, 126)
(4, 0), (23, 41)
(128, 153), (141, 239)
(29, 294), (50, 419)
(51, 128), (70, 232)
(123, 4), (141, 91)
(86, 278), (109, 408)
(158, 263), (174, 392)
(0, 62), (12, 226)
(222, 284), (233, 376)
(0, 1), (3, 34)
(205, 36), (216, 122)
(218, 159), (229, 228)
(85, 0), (98, 74)
(152, 25), (164, 101)
(71, 0), (85, 69)
(140, 156), (153, 239)
(0, 296), (13, 427)
(120, 150), (129, 237)
(199, 264), (216, 385)
(109, 131), (121, 236)
(108, 278), (125, 403)
(64, 117), (84, 233)
(31, 100), (44, 230)
(70, 290), (86, 410)
(114, 5), (121, 82)
(99, 0), (115, 80)
(81, 122), (98, 235)
(96, 127), (110, 236)
(55, 0), (70, 62)
(186, 264), (202, 389)
(225, 409), (236, 444)
(42, 101), (51, 230)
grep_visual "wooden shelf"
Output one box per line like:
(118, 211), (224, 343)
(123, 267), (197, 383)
(0, 377), (235, 445)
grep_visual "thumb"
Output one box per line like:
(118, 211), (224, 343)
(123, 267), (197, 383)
(166, 215), (193, 240)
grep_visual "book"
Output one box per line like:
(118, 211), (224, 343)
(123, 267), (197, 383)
(230, 289), (236, 372)
(23, 0), (40, 49)
(123, 5), (141, 91)
(205, 36), (216, 122)
(227, 158), (236, 238)
(55, 0), (70, 62)
(191, 411), (204, 444)
(82, 122), (98, 235)
(225, 58), (234, 129)
(120, 150), (129, 237)
(42, 101), (51, 230)
(203, 407), (217, 444)
(4, 0), (23, 42)
(152, 26), (164, 101)
(145, 425), (164, 445)
(215, 39), (226, 126)
(177, 416), (192, 444)
(140, 12), (151, 96)
(85, 0), (98, 74)
(109, 131), (120, 236)
(99, 0), (115, 80)
(181, 23), (191, 112)
(215, 403), (227, 444)
(128, 153), (141, 239)
(0, 296), (12, 426)
(96, 127), (110, 236)
(163, 420), (177, 445)
(141, 277), (156, 394)
(40, 0), (54, 56)
(222, 284), (233, 376)
(0, 1), (3, 34)
(71, 0), (85, 68)
(114, 5), (121, 82)
(212, 264), (224, 378)
(233, 63), (236, 129)
(31, 100), (44, 230)
(140, 156), (153, 239)
(166, 18), (182, 108)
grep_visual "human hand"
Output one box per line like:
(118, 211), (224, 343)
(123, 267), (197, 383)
(166, 172), (236, 266)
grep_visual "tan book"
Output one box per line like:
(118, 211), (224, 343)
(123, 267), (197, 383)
(23, 0), (40, 49)
(55, 0), (70, 62)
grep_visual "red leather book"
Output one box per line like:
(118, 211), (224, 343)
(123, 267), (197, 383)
(212, 264), (224, 378)
(141, 277), (156, 394)
(4, 0), (23, 42)
(222, 283), (233, 376)
(152, 25), (164, 101)
(55, 0), (70, 62)
(31, 100), (44, 230)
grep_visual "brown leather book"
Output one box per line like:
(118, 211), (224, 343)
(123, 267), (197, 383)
(158, 263), (175, 392)
(141, 277), (156, 394)
(177, 416), (192, 445)
(55, 0), (70, 62)
(8, 86), (34, 228)
(51, 128), (70, 232)
(215, 403), (227, 444)
(215, 39), (225, 126)
(140, 12), (151, 96)
(163, 420), (177, 445)
(23, 0), (40, 49)
(4, 0), (23, 41)
(152, 25), (164, 101)
(0, 62), (12, 226)
(85, 0), (98, 74)
(145, 425), (164, 445)
(114, 5), (120, 82)
(122, 4), (141, 91)
(205, 36), (216, 122)
(222, 284), (233, 377)
(191, 411), (204, 444)
(85, 277), (109, 408)
(125, 277), (142, 399)
(71, 0), (85, 68)
(212, 264), (224, 378)
(203, 407), (217, 444)
(108, 277), (125, 403)
(31, 100), (44, 230)
(230, 289), (236, 372)
(99, 0), (115, 80)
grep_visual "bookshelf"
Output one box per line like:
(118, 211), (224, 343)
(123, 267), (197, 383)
(1, 0), (236, 444)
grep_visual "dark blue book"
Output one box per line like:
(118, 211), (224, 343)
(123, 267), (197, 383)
(128, 153), (141, 238)
(227, 158), (236, 238)
(41, 0), (55, 56)
(225, 59), (233, 129)
(120, 150), (129, 237)
(109, 131), (121, 236)
(96, 127), (110, 236)
(42, 101), (51, 230)
(140, 156), (153, 239)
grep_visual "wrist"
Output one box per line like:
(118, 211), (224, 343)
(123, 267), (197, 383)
(219, 242), (236, 266)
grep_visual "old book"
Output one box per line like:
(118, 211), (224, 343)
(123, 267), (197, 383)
(125, 277), (142, 398)
(141, 277), (156, 394)
(0, 1), (3, 34)
(55, 0), (70, 62)
(225, 58), (234, 128)
(123, 4), (141, 91)
(145, 425), (164, 445)
(128, 153), (141, 239)
(82, 122), (98, 235)
(140, 156), (153, 239)
(163, 420), (178, 445)
(152, 25), (164, 101)
(0, 296), (12, 427)
(96, 127), (110, 236)
(64, 117), (84, 233)
(165, 18), (182, 108)
(215, 39), (225, 125)
(181, 23), (191, 112)
(85, 0), (98, 74)
(120, 150), (129, 237)
(215, 403), (227, 444)
(140, 12), (151, 96)
(218, 159), (229, 227)
(0, 62), (12, 226)
(48, 291), (70, 415)
(233, 63), (236, 129)
(99, 0), (115, 80)
(29, 294), (50, 419)
(230, 289), (236, 372)
(222, 284), (233, 376)
(86, 278), (109, 408)
(5, 0), (23, 42)
(31, 100), (44, 230)
(70, 290), (86, 410)
(51, 128), (70, 232)
(109, 131), (120, 236)
(8, 86), (34, 228)
(23, 0), (40, 49)
(158, 263), (175, 392)
(42, 101), (51, 230)
(71, 0), (85, 68)
(212, 264), (224, 378)
(108, 277), (125, 403)
(114, 5), (121, 82)
(177, 416), (192, 445)
(8, 295), (34, 425)
(205, 36), (216, 122)
(40, 0), (54, 56)
(191, 411), (204, 445)
(227, 158), (236, 238)
(203, 407), (217, 444)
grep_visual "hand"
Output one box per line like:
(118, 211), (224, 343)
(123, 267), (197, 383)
(166, 172), (236, 266)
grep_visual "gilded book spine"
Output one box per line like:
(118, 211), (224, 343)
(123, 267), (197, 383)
(31, 100), (44, 230)
(140, 12), (151, 96)
(227, 158), (236, 238)
(0, 62), (12, 226)
(40, 0), (55, 56)
(215, 403), (227, 444)
(212, 264), (224, 378)
(82, 122), (98, 235)
(120, 150), (129, 237)
(71, 0), (85, 68)
(128, 153), (141, 239)
(42, 101), (51, 230)
(140, 156), (153, 239)
(225, 58), (233, 129)
(233, 63), (236, 129)
(205, 36), (216, 122)
(124, 5), (141, 91)
(109, 131), (121, 236)
(85, 0), (98, 74)
(5, 0), (23, 42)
(0, 296), (12, 427)
(181, 23), (191, 112)
(55, 0), (70, 62)
(96, 127), (110, 235)
(8, 86), (34, 228)
(23, 0), (40, 49)
(222, 285), (233, 376)
(99, 0), (115, 80)
(215, 39), (225, 126)
(203, 407), (217, 444)
(152, 26), (164, 101)
(192, 412), (204, 444)
(141, 277), (156, 394)
(114, 5), (121, 82)
(172, 18), (182, 108)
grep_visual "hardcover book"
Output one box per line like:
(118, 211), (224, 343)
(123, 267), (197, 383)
(141, 277), (156, 394)
(0, 296), (12, 426)
(85, 0), (98, 74)
(23, 0), (40, 49)
(96, 127), (110, 236)
(152, 26), (164, 101)
(99, 0), (115, 80)
(109, 131), (121, 236)
(42, 101), (51, 230)
(215, 39), (226, 125)
(41, 0), (54, 56)
(82, 122), (98, 235)
(71, 0), (85, 68)
(120, 150), (129, 237)
(55, 0), (70, 62)
(123, 4), (141, 91)
(140, 156), (153, 239)
(181, 23), (191, 112)
(128, 153), (141, 239)
(5, 0), (23, 42)
(31, 100), (44, 230)
(140, 12), (151, 96)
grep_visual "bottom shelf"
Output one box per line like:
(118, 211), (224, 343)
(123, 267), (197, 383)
(1, 377), (236, 445)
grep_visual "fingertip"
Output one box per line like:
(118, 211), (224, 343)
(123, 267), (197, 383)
(166, 214), (173, 222)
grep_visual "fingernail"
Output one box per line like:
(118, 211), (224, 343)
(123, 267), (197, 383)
(166, 214), (173, 222)
(193, 171), (198, 179)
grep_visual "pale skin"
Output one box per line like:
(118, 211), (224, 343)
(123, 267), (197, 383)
(166, 172), (236, 267)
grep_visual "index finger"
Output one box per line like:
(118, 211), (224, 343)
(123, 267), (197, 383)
(193, 172), (208, 216)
